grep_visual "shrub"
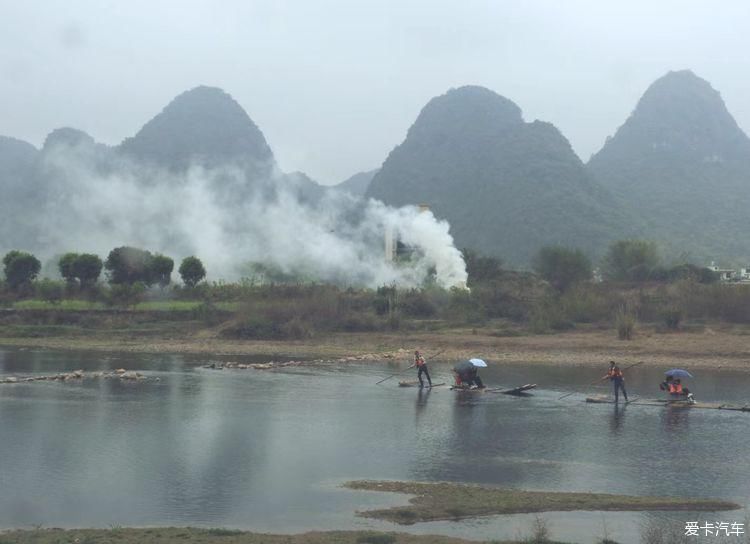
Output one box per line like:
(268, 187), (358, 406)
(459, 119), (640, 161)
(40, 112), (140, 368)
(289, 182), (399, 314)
(528, 297), (574, 334)
(35, 279), (64, 304)
(222, 315), (283, 339)
(374, 285), (397, 316)
(341, 314), (378, 332)
(387, 312), (402, 330)
(190, 301), (224, 325)
(106, 282), (147, 307)
(527, 514), (551, 543)
(614, 307), (636, 340)
(398, 288), (438, 317)
(281, 316), (314, 339)
(528, 307), (551, 334)
(445, 286), (486, 325)
(463, 248), (504, 285)
(559, 285), (620, 323)
(533, 246), (592, 292)
(662, 306), (683, 330)
(601, 240), (660, 282)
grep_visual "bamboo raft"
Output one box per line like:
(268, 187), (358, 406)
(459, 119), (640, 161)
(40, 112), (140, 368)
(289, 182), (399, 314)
(586, 395), (750, 412)
(450, 383), (537, 395)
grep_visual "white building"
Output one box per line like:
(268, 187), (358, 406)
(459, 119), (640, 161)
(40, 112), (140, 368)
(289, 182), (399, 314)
(707, 261), (750, 282)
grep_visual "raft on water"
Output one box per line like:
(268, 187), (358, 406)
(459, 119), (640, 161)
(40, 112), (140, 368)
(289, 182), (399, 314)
(450, 383), (537, 395)
(586, 395), (750, 412)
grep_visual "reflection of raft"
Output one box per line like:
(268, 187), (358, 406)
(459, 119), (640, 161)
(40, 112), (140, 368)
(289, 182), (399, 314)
(586, 395), (750, 412)
(450, 384), (537, 395)
(500, 383), (537, 395)
(398, 381), (446, 387)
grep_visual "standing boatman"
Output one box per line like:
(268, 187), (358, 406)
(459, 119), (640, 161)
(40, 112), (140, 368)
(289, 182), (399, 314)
(604, 361), (628, 403)
(414, 350), (432, 388)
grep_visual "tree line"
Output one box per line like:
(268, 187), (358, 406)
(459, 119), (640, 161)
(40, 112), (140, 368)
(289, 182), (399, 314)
(2, 239), (718, 296)
(2, 247), (206, 293)
(528, 239), (717, 294)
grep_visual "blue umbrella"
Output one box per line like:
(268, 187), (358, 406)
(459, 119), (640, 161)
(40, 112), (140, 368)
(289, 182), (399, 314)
(665, 369), (693, 379)
(469, 358), (488, 368)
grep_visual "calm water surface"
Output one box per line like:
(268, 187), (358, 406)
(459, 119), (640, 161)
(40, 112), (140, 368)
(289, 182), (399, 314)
(1, 348), (749, 543)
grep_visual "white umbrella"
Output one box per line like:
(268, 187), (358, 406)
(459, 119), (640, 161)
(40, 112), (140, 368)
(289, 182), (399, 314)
(469, 358), (487, 367)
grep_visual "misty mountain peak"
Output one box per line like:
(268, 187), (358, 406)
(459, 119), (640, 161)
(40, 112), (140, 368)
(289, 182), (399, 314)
(587, 70), (750, 262)
(0, 135), (38, 177)
(593, 70), (750, 160)
(407, 85), (523, 142)
(118, 86), (274, 169)
(43, 127), (96, 151)
(367, 85), (629, 264)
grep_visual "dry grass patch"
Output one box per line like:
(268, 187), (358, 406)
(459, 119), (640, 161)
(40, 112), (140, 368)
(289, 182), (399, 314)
(344, 480), (740, 524)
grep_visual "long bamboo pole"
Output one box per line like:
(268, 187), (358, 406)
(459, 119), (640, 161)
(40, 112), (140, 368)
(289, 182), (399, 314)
(557, 361), (644, 400)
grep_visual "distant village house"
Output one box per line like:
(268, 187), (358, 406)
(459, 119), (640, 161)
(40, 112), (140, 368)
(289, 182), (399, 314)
(708, 261), (750, 282)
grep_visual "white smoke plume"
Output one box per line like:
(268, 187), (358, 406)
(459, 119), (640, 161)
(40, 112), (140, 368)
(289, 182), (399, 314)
(33, 144), (467, 289)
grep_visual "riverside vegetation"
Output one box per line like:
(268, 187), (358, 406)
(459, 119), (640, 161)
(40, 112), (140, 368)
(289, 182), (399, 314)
(1, 239), (748, 348)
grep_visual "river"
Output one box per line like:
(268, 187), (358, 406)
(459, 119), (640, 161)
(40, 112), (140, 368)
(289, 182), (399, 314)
(1, 348), (748, 543)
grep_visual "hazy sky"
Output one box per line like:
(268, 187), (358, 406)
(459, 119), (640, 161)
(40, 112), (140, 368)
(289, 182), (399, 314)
(2, 0), (749, 185)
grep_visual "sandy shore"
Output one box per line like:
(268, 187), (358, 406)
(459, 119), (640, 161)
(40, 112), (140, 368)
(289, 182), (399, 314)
(2, 324), (750, 370)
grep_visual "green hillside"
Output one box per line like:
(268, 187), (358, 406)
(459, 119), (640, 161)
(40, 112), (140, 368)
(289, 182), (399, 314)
(366, 86), (634, 265)
(588, 70), (750, 263)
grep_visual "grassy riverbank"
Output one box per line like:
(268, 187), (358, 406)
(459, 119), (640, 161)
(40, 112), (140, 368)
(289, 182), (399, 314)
(344, 481), (741, 524)
(0, 528), (556, 544)
(2, 319), (750, 370)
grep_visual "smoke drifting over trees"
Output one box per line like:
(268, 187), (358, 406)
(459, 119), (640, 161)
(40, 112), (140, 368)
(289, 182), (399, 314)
(5, 139), (467, 288)
(0, 86), (467, 288)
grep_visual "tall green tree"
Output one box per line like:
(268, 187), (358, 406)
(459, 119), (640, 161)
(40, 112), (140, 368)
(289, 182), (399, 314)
(149, 254), (174, 288)
(104, 246), (154, 285)
(178, 256), (206, 288)
(3, 250), (41, 291)
(602, 240), (660, 282)
(73, 253), (103, 288)
(533, 246), (592, 292)
(58, 253), (79, 285)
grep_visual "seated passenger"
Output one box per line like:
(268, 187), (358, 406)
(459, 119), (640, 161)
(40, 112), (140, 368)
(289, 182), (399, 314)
(667, 378), (695, 403)
(452, 364), (485, 389)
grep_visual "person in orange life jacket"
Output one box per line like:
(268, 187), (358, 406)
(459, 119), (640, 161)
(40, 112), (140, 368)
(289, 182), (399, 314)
(660, 376), (694, 402)
(414, 350), (432, 388)
(603, 361), (628, 403)
(670, 378), (695, 402)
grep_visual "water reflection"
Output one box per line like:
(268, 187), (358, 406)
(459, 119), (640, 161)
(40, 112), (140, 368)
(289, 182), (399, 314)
(609, 404), (626, 434)
(415, 388), (431, 414)
(662, 405), (691, 432)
